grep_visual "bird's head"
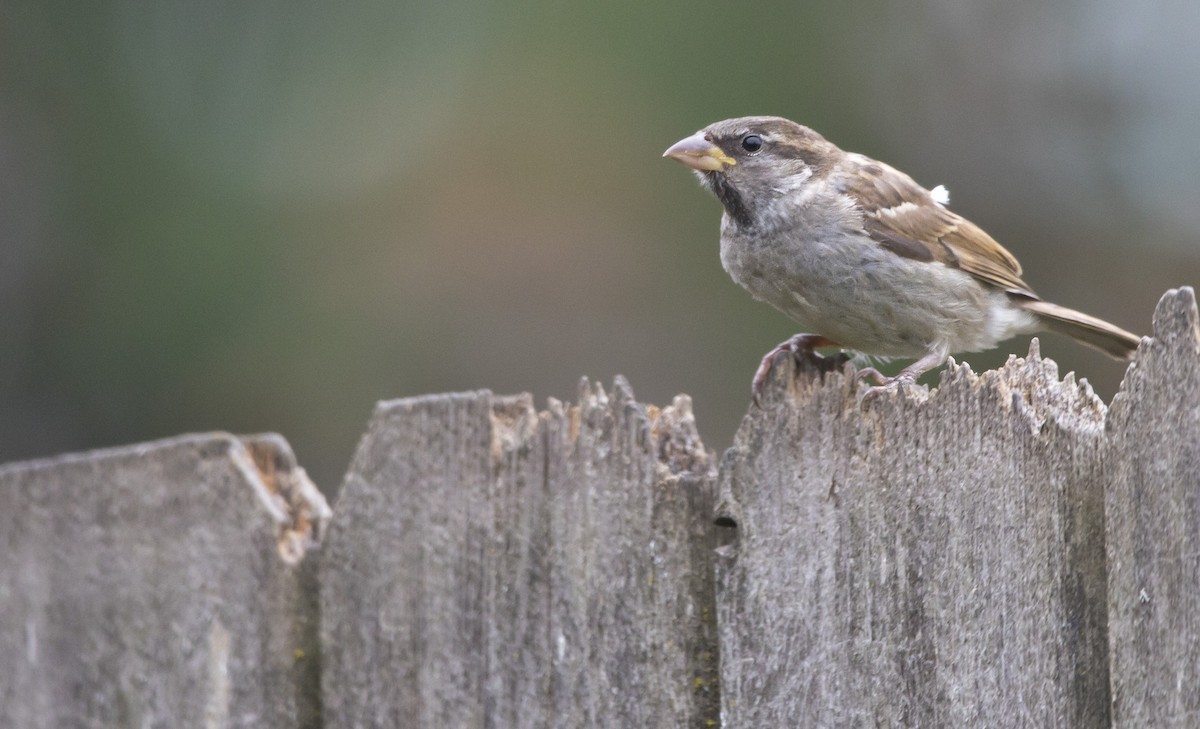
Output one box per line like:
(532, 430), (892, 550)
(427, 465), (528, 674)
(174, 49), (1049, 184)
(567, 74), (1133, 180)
(663, 116), (838, 229)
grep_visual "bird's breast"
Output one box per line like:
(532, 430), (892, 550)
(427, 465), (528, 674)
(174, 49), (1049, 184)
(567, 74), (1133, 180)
(718, 220), (1006, 357)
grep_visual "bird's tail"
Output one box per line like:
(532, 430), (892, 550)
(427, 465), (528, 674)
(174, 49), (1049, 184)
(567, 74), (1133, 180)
(1018, 300), (1142, 360)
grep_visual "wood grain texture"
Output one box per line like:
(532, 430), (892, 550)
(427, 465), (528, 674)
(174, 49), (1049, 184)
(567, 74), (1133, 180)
(1, 290), (1196, 727)
(1105, 287), (1200, 728)
(715, 342), (1114, 727)
(0, 433), (328, 729)
(320, 378), (718, 729)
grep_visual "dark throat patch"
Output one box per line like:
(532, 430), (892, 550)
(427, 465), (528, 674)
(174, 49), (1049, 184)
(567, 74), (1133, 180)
(705, 172), (754, 229)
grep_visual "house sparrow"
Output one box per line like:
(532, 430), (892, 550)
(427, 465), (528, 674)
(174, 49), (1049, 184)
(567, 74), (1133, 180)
(663, 116), (1142, 401)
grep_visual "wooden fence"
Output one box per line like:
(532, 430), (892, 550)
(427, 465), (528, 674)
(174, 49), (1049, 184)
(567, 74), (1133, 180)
(1, 287), (1196, 728)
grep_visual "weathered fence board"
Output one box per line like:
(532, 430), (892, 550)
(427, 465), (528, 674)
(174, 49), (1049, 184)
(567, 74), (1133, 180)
(1104, 288), (1200, 728)
(714, 340), (1113, 726)
(0, 433), (328, 729)
(1, 288), (1197, 728)
(319, 380), (718, 729)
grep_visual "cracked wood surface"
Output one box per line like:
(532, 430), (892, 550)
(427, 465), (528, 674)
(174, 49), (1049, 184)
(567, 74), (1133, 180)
(0, 433), (327, 729)
(0, 288), (1196, 728)
(320, 380), (719, 729)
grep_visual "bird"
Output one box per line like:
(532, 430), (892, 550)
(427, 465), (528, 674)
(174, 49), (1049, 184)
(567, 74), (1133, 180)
(663, 116), (1142, 402)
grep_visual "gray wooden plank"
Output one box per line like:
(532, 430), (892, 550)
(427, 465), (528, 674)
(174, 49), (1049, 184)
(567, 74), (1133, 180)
(0, 433), (328, 729)
(715, 342), (1113, 726)
(1105, 287), (1200, 728)
(319, 379), (718, 728)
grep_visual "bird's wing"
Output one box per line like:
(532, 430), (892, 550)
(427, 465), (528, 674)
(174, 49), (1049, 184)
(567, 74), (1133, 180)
(834, 156), (1037, 298)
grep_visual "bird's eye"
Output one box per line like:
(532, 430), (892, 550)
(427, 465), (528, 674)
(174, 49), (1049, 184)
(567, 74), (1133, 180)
(741, 134), (763, 153)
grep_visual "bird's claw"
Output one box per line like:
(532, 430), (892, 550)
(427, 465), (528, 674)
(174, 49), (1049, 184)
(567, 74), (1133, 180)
(854, 367), (893, 386)
(855, 367), (917, 403)
(751, 334), (844, 406)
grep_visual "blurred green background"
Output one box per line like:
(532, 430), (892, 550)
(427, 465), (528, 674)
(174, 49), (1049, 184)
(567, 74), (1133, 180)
(3, 0), (1197, 491)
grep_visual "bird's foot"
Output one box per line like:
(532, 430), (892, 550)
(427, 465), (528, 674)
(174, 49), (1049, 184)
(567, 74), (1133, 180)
(854, 367), (917, 401)
(751, 334), (844, 406)
(854, 345), (948, 401)
(853, 367), (907, 387)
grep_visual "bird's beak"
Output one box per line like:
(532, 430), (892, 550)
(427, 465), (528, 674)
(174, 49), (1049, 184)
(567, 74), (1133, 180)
(663, 132), (736, 172)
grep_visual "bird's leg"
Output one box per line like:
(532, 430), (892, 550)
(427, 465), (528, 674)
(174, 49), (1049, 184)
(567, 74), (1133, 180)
(855, 344), (949, 388)
(752, 334), (844, 405)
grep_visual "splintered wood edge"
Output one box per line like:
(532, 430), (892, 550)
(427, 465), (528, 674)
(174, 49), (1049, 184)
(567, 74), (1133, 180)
(757, 288), (1200, 436)
(239, 434), (332, 565)
(501, 377), (714, 481)
(365, 378), (715, 485)
(0, 432), (330, 567)
(1109, 286), (1199, 422)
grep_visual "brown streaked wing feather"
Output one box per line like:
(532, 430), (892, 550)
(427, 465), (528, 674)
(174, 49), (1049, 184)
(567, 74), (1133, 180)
(939, 217), (1036, 297)
(836, 157), (1036, 297)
